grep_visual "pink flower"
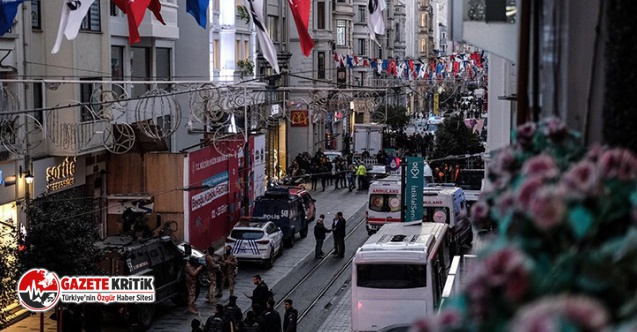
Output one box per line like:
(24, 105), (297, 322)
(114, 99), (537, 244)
(522, 153), (560, 179)
(411, 309), (462, 332)
(560, 160), (601, 198)
(599, 148), (637, 181)
(517, 177), (545, 210)
(543, 116), (568, 140)
(470, 201), (490, 222)
(584, 143), (605, 163)
(516, 122), (537, 146)
(511, 295), (609, 332)
(496, 190), (516, 218)
(528, 187), (565, 231)
(482, 248), (529, 297)
(489, 147), (516, 176)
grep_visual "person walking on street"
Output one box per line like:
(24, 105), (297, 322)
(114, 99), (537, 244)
(205, 247), (220, 303)
(245, 274), (270, 312)
(223, 295), (243, 332)
(260, 299), (282, 332)
(185, 256), (204, 314)
(332, 212), (346, 258)
(219, 245), (238, 298)
(313, 215), (330, 259)
(283, 299), (298, 332)
(204, 304), (231, 332)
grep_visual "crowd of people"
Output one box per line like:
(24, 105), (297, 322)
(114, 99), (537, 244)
(188, 209), (351, 331)
(188, 272), (297, 332)
(286, 149), (372, 192)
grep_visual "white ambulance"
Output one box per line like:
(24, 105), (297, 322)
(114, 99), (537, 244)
(365, 176), (402, 235)
(422, 184), (473, 254)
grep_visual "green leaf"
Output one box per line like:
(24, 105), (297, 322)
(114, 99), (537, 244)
(568, 206), (594, 240)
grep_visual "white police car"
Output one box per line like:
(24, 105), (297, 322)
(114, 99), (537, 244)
(225, 220), (284, 268)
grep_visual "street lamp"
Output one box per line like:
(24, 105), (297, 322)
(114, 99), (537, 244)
(19, 165), (34, 184)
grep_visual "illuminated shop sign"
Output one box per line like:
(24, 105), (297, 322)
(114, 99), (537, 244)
(46, 157), (76, 192)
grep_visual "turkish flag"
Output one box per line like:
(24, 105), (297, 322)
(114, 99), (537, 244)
(287, 0), (314, 56)
(113, 0), (165, 45)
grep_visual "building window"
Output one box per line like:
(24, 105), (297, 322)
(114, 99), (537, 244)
(395, 23), (400, 42)
(378, 46), (383, 59)
(420, 39), (427, 53)
(156, 48), (171, 91)
(244, 41), (249, 59)
(357, 39), (366, 56)
(32, 82), (43, 124)
(31, 0), (41, 29)
(235, 40), (241, 61)
(213, 40), (220, 69)
(81, 1), (101, 32)
(110, 2), (121, 16)
(358, 5), (366, 23)
(336, 20), (347, 46)
(131, 47), (150, 97)
(317, 2), (325, 29)
(441, 31), (446, 39)
(318, 52), (325, 79)
(268, 16), (279, 42)
(337, 0), (345, 3)
(80, 78), (102, 122)
(111, 46), (125, 96)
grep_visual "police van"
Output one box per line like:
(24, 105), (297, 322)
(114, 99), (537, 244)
(252, 187), (308, 247)
(365, 176), (402, 235)
(423, 184), (473, 254)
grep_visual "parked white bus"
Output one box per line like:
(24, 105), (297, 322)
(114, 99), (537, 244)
(351, 221), (452, 332)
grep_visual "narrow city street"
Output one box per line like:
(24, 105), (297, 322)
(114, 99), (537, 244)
(6, 184), (370, 332)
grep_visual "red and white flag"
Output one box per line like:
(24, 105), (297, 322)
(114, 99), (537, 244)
(112, 0), (165, 45)
(52, 0), (97, 54)
(287, 0), (314, 56)
(368, 0), (386, 47)
(245, 0), (280, 73)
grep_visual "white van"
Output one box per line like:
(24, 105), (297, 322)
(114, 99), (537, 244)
(351, 222), (451, 332)
(366, 176), (402, 235)
(423, 184), (473, 254)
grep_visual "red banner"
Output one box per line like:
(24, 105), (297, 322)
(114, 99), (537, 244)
(290, 110), (309, 127)
(187, 146), (233, 249)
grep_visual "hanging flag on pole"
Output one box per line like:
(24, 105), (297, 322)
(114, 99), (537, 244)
(245, 0), (280, 73)
(51, 0), (98, 54)
(186, 0), (209, 29)
(0, 0), (25, 36)
(367, 0), (386, 47)
(112, 0), (165, 45)
(287, 0), (314, 56)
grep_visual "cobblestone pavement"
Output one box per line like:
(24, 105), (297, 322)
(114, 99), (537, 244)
(4, 182), (370, 332)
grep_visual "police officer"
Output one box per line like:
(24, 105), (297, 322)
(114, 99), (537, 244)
(185, 256), (203, 314)
(205, 247), (220, 303)
(204, 304), (231, 332)
(220, 245), (238, 298)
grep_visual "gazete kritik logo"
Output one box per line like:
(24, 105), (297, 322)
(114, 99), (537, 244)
(17, 269), (155, 312)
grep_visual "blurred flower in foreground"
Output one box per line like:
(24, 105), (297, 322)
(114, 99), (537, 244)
(414, 117), (637, 331)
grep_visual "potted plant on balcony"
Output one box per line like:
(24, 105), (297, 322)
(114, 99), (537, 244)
(237, 59), (254, 78)
(414, 117), (637, 331)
